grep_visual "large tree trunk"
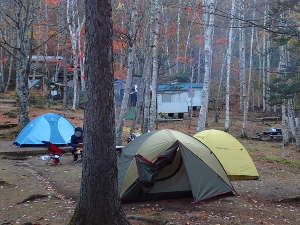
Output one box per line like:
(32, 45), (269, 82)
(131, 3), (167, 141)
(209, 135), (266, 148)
(197, 0), (215, 132)
(149, 0), (160, 131)
(115, 0), (139, 145)
(224, 0), (237, 132)
(69, 0), (130, 224)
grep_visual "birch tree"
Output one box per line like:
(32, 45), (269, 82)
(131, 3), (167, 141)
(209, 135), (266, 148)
(176, 0), (183, 73)
(287, 99), (300, 151)
(131, 20), (151, 133)
(67, 0), (85, 110)
(115, 0), (139, 145)
(197, 0), (215, 132)
(142, 2), (154, 133)
(278, 40), (289, 156)
(149, 0), (161, 131)
(224, 0), (237, 132)
(262, 3), (268, 112)
(239, 0), (246, 116)
(161, 5), (172, 77)
(241, 0), (256, 138)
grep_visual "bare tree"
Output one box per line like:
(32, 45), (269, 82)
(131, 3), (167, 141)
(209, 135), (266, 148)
(239, 0), (246, 116)
(115, 0), (139, 145)
(149, 0), (161, 131)
(197, 0), (215, 131)
(241, 0), (256, 138)
(0, 0), (38, 126)
(224, 0), (237, 132)
(175, 0), (183, 73)
(67, 0), (85, 110)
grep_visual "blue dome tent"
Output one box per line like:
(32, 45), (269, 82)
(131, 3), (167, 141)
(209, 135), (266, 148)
(14, 113), (75, 147)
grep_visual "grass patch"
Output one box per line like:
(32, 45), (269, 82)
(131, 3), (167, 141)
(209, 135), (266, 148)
(260, 155), (300, 168)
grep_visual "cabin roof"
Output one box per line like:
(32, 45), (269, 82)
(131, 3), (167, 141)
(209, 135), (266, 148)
(158, 83), (203, 92)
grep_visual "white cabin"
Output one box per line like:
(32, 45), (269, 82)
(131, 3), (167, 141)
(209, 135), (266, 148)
(157, 83), (203, 114)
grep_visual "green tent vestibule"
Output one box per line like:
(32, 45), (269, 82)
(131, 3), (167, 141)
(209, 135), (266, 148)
(117, 129), (236, 203)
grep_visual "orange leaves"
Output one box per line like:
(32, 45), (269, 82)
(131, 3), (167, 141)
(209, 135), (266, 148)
(173, 56), (194, 63)
(45, 0), (60, 7)
(194, 35), (204, 45)
(113, 41), (126, 51)
(215, 38), (228, 45)
(0, 58), (8, 63)
(114, 24), (123, 33)
(166, 23), (176, 37)
(114, 68), (128, 79)
(183, 7), (193, 15)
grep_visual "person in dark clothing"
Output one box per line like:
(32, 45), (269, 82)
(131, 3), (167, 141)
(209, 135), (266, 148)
(70, 127), (83, 161)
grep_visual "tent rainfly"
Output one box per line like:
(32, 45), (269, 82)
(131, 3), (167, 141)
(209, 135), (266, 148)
(118, 129), (236, 203)
(14, 113), (75, 147)
(194, 129), (259, 180)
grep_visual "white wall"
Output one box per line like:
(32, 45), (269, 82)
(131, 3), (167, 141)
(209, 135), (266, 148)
(157, 89), (202, 113)
(187, 89), (202, 107)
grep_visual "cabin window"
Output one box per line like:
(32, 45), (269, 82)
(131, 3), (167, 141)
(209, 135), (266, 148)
(162, 94), (172, 103)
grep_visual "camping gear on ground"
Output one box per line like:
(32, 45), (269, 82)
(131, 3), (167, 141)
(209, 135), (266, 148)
(118, 129), (236, 203)
(194, 129), (259, 180)
(40, 141), (66, 165)
(14, 113), (75, 147)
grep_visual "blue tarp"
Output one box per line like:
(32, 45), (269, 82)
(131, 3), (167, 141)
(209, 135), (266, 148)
(14, 113), (75, 147)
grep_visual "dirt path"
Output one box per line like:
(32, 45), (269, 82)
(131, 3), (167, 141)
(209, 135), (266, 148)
(0, 158), (76, 225)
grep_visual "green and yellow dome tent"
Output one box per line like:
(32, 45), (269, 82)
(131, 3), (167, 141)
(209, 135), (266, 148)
(194, 129), (259, 180)
(117, 129), (236, 203)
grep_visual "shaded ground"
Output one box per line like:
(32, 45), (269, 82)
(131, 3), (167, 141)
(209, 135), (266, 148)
(1, 99), (300, 225)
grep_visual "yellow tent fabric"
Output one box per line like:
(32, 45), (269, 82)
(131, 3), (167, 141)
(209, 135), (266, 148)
(194, 129), (259, 180)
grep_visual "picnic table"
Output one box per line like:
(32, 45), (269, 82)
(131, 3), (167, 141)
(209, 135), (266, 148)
(254, 128), (283, 141)
(256, 116), (281, 122)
